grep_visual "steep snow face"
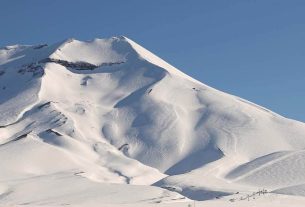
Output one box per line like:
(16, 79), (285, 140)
(0, 42), (61, 125)
(1, 36), (305, 204)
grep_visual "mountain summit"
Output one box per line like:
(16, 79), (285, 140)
(1, 36), (305, 205)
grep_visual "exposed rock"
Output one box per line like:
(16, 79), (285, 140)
(39, 58), (124, 70)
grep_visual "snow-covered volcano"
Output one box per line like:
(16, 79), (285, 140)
(1, 36), (305, 206)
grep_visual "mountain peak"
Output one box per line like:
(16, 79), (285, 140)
(50, 36), (191, 78)
(0, 36), (203, 86)
(1, 36), (305, 204)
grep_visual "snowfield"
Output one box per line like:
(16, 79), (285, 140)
(1, 36), (305, 206)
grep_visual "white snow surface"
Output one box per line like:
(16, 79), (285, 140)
(1, 36), (305, 206)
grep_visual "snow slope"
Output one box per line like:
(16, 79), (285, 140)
(1, 36), (305, 206)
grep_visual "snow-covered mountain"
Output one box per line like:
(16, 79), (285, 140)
(1, 36), (305, 206)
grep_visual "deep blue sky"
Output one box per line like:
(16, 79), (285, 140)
(1, 0), (305, 122)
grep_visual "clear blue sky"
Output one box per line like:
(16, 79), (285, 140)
(1, 0), (304, 122)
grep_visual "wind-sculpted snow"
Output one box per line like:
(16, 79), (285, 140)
(226, 150), (305, 189)
(1, 36), (305, 206)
